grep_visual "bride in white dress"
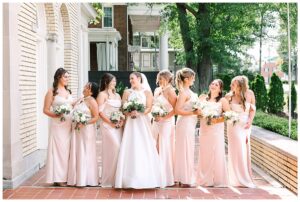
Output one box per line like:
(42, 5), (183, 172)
(115, 72), (162, 189)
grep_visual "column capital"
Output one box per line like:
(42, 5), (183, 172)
(46, 33), (58, 43)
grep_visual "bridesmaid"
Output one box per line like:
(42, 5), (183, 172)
(97, 73), (123, 187)
(197, 79), (229, 187)
(67, 82), (99, 187)
(174, 68), (201, 187)
(152, 70), (177, 187)
(225, 76), (256, 188)
(43, 68), (73, 186)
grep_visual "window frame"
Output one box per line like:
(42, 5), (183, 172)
(102, 6), (113, 28)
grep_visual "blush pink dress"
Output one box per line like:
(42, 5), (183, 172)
(174, 91), (198, 185)
(45, 95), (73, 184)
(227, 102), (256, 188)
(197, 101), (228, 187)
(67, 100), (99, 186)
(152, 90), (175, 187)
(99, 98), (122, 187)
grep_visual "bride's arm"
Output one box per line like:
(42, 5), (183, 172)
(144, 90), (153, 115)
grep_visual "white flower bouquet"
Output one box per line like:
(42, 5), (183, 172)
(201, 103), (221, 125)
(192, 100), (203, 111)
(110, 111), (125, 124)
(123, 98), (145, 119)
(151, 104), (168, 118)
(224, 110), (239, 126)
(72, 110), (90, 130)
(53, 104), (72, 122)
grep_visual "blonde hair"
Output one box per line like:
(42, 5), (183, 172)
(240, 75), (249, 89)
(175, 67), (195, 90)
(231, 76), (247, 110)
(156, 70), (174, 85)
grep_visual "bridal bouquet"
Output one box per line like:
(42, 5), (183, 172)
(53, 104), (72, 122)
(123, 98), (145, 119)
(201, 103), (221, 125)
(110, 111), (125, 124)
(224, 110), (239, 126)
(72, 110), (90, 130)
(151, 103), (168, 118)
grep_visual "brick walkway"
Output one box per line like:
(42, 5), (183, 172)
(2, 131), (298, 199)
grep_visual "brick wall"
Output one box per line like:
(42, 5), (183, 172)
(114, 5), (128, 71)
(17, 3), (38, 156)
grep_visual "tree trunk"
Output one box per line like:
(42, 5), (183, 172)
(176, 3), (194, 68)
(196, 3), (212, 92)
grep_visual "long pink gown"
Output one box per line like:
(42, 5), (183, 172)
(227, 102), (256, 188)
(174, 91), (198, 185)
(67, 100), (99, 186)
(99, 98), (122, 187)
(115, 89), (162, 189)
(197, 101), (228, 187)
(45, 95), (73, 184)
(152, 89), (175, 187)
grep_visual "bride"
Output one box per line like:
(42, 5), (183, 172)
(115, 72), (162, 189)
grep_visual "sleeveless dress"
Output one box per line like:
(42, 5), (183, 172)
(227, 102), (256, 188)
(197, 101), (228, 187)
(174, 91), (198, 185)
(67, 100), (99, 186)
(115, 89), (162, 189)
(99, 98), (122, 187)
(152, 89), (175, 187)
(45, 95), (73, 183)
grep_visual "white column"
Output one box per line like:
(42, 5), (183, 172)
(83, 30), (89, 84)
(106, 39), (109, 70)
(47, 33), (58, 88)
(159, 32), (169, 70)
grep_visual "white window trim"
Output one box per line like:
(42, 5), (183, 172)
(102, 6), (114, 28)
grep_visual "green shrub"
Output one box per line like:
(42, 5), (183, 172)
(251, 75), (267, 111)
(267, 73), (284, 114)
(116, 81), (128, 97)
(253, 110), (297, 140)
(291, 81), (297, 118)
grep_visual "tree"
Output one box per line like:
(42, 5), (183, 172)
(288, 81), (297, 118)
(252, 75), (268, 111)
(162, 3), (262, 93)
(277, 3), (297, 81)
(267, 73), (284, 114)
(90, 3), (103, 24)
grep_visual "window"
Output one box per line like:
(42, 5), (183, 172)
(103, 7), (113, 27)
(143, 53), (151, 67)
(141, 36), (151, 48)
(133, 36), (140, 46)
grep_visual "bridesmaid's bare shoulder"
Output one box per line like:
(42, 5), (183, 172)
(224, 92), (232, 100)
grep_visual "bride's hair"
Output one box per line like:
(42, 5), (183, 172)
(207, 79), (223, 102)
(175, 67), (195, 90)
(52, 67), (71, 96)
(230, 76), (247, 110)
(99, 73), (116, 93)
(131, 72), (143, 83)
(156, 70), (174, 86)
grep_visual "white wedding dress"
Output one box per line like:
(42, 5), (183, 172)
(115, 88), (162, 189)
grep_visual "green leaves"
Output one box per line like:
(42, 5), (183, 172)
(251, 75), (268, 111)
(267, 73), (285, 114)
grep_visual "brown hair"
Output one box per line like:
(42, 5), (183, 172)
(130, 72), (142, 83)
(207, 79), (223, 102)
(156, 70), (174, 86)
(230, 76), (247, 110)
(175, 68), (195, 90)
(52, 67), (71, 96)
(99, 73), (116, 93)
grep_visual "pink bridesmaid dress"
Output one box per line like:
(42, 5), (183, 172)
(45, 95), (73, 184)
(227, 102), (256, 188)
(152, 91), (175, 187)
(174, 91), (198, 186)
(99, 98), (122, 187)
(197, 101), (228, 187)
(67, 100), (99, 186)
